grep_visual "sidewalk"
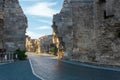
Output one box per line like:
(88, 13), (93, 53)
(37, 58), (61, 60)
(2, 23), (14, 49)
(0, 60), (41, 80)
(0, 63), (6, 65)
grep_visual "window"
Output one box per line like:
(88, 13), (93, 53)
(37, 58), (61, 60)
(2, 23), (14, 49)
(116, 30), (120, 38)
(0, 19), (3, 23)
(99, 0), (106, 3)
(104, 10), (114, 19)
(53, 21), (55, 25)
(104, 10), (107, 19)
(59, 37), (62, 41)
(118, 32), (120, 38)
(0, 19), (4, 27)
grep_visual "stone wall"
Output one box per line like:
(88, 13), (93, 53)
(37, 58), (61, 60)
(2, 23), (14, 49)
(39, 35), (53, 53)
(92, 0), (120, 65)
(52, 0), (73, 58)
(71, 0), (95, 62)
(52, 0), (120, 66)
(26, 36), (40, 53)
(0, 0), (27, 51)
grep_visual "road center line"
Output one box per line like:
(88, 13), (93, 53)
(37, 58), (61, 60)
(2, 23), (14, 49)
(29, 59), (45, 80)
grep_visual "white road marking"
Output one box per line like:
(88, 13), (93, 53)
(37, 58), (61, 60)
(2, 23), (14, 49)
(28, 56), (45, 80)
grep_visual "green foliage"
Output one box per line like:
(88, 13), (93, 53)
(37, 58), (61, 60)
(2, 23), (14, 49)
(15, 49), (27, 60)
(51, 47), (58, 56)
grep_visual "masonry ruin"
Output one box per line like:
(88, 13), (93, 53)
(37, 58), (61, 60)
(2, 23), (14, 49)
(0, 0), (27, 52)
(26, 36), (40, 53)
(39, 35), (53, 53)
(52, 0), (120, 65)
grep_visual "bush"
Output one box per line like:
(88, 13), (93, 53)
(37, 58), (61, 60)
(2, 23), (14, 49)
(51, 47), (58, 56)
(14, 49), (27, 60)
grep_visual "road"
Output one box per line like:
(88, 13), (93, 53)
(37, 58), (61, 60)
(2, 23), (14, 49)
(28, 53), (120, 80)
(0, 60), (40, 80)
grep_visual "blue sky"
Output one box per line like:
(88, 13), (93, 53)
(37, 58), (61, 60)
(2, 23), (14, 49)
(19, 0), (64, 39)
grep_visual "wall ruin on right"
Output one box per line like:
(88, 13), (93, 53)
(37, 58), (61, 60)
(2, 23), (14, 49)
(52, 0), (120, 66)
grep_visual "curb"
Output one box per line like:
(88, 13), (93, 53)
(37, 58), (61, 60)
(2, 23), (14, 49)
(60, 59), (120, 72)
(0, 61), (14, 65)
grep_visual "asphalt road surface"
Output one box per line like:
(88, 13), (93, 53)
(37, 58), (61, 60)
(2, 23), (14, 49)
(28, 53), (120, 80)
(0, 60), (40, 80)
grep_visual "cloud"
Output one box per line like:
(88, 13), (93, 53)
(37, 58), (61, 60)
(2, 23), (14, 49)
(25, 2), (58, 17)
(39, 20), (52, 25)
(35, 26), (51, 30)
(26, 31), (44, 39)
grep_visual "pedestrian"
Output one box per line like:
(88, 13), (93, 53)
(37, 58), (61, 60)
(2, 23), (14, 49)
(4, 54), (7, 62)
(15, 54), (18, 59)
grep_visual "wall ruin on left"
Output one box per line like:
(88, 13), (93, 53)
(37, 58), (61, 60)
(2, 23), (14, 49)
(0, 0), (27, 51)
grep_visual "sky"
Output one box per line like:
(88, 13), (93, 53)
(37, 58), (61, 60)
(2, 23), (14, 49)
(18, 0), (64, 39)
